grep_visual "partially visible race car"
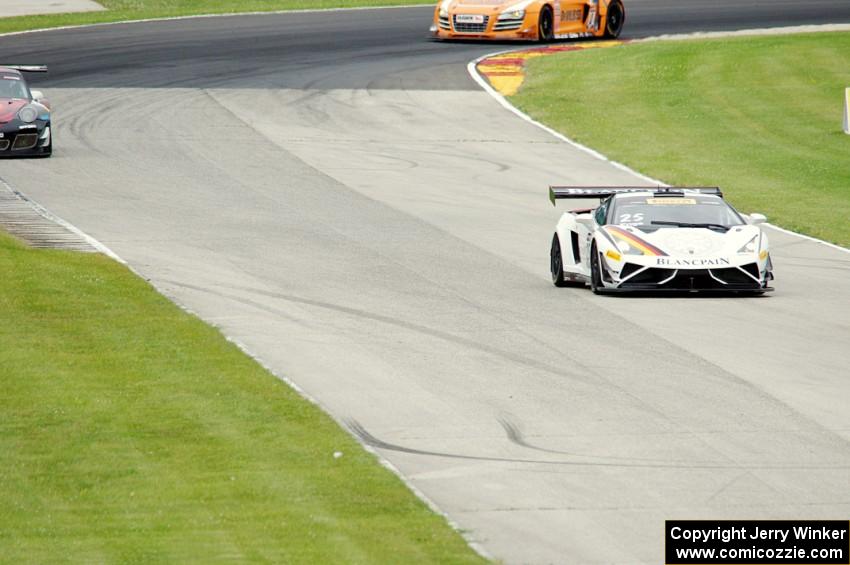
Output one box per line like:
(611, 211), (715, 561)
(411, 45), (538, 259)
(0, 65), (52, 158)
(430, 0), (624, 42)
(549, 186), (774, 294)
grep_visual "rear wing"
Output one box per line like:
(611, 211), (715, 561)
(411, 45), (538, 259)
(549, 185), (723, 206)
(1, 65), (48, 73)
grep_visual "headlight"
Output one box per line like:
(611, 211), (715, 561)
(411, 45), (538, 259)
(617, 240), (645, 255)
(737, 235), (758, 254)
(498, 9), (525, 20)
(439, 7), (448, 17)
(17, 105), (38, 123)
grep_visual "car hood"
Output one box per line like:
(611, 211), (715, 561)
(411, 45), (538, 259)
(606, 224), (762, 257)
(444, 0), (519, 10)
(0, 98), (28, 123)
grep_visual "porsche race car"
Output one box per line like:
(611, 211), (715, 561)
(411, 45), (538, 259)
(430, 0), (624, 42)
(549, 187), (774, 293)
(0, 65), (52, 158)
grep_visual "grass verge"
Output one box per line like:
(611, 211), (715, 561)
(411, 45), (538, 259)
(0, 231), (484, 563)
(0, 0), (433, 35)
(511, 32), (850, 247)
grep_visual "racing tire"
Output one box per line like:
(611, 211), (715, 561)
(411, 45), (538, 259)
(551, 234), (568, 287)
(537, 5), (554, 43)
(603, 0), (625, 39)
(590, 242), (603, 294)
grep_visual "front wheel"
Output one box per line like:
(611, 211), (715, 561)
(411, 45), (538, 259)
(551, 234), (567, 287)
(603, 0), (625, 39)
(537, 5), (554, 43)
(590, 242), (603, 294)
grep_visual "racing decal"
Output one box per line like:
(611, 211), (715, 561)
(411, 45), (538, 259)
(553, 32), (593, 39)
(656, 257), (731, 267)
(606, 226), (668, 256)
(476, 41), (625, 96)
(561, 8), (582, 21)
(586, 7), (598, 30)
(646, 198), (696, 205)
(617, 212), (644, 225)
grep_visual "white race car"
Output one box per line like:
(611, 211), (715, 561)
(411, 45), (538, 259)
(549, 186), (774, 294)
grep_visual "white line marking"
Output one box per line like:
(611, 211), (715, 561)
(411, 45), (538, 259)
(637, 23), (850, 42)
(1, 172), (491, 559)
(467, 31), (850, 255)
(0, 176), (125, 262)
(0, 4), (430, 38)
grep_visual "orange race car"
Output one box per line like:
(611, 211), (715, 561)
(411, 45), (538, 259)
(430, 0), (624, 41)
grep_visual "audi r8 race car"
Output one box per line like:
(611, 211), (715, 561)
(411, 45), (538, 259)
(549, 187), (774, 294)
(0, 65), (52, 158)
(431, 0), (624, 42)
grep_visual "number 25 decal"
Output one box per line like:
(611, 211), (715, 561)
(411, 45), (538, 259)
(619, 213), (644, 224)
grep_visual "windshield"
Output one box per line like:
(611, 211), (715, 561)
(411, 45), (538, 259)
(0, 76), (29, 100)
(609, 195), (744, 230)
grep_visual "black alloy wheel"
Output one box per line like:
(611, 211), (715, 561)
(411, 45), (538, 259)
(538, 6), (554, 42)
(604, 0), (625, 38)
(551, 234), (567, 287)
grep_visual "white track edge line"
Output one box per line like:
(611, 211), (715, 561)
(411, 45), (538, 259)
(0, 173), (492, 560)
(0, 4), (429, 38)
(218, 341), (495, 562)
(0, 176), (125, 262)
(153, 301), (494, 562)
(467, 32), (850, 256)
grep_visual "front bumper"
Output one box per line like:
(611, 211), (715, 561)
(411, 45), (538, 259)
(431, 12), (539, 41)
(605, 263), (774, 293)
(0, 122), (50, 157)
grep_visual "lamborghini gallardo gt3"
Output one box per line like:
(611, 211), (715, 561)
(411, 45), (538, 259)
(0, 65), (52, 158)
(549, 187), (774, 294)
(430, 0), (625, 42)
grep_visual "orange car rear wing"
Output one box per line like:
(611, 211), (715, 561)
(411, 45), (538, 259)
(549, 186), (723, 206)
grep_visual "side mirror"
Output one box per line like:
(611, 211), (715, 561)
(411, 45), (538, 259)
(748, 213), (767, 225)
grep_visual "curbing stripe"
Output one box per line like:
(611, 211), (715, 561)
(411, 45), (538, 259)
(0, 176), (124, 262)
(0, 183), (492, 561)
(468, 31), (850, 255)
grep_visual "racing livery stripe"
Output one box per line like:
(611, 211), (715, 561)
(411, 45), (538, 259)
(597, 225), (618, 248)
(605, 225), (668, 256)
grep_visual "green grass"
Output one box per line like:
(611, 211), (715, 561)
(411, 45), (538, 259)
(512, 32), (850, 247)
(0, 0), (433, 34)
(0, 231), (484, 563)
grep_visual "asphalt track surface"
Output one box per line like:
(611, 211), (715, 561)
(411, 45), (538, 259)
(3, 2), (850, 563)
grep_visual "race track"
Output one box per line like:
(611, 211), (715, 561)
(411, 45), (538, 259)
(3, 2), (850, 562)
